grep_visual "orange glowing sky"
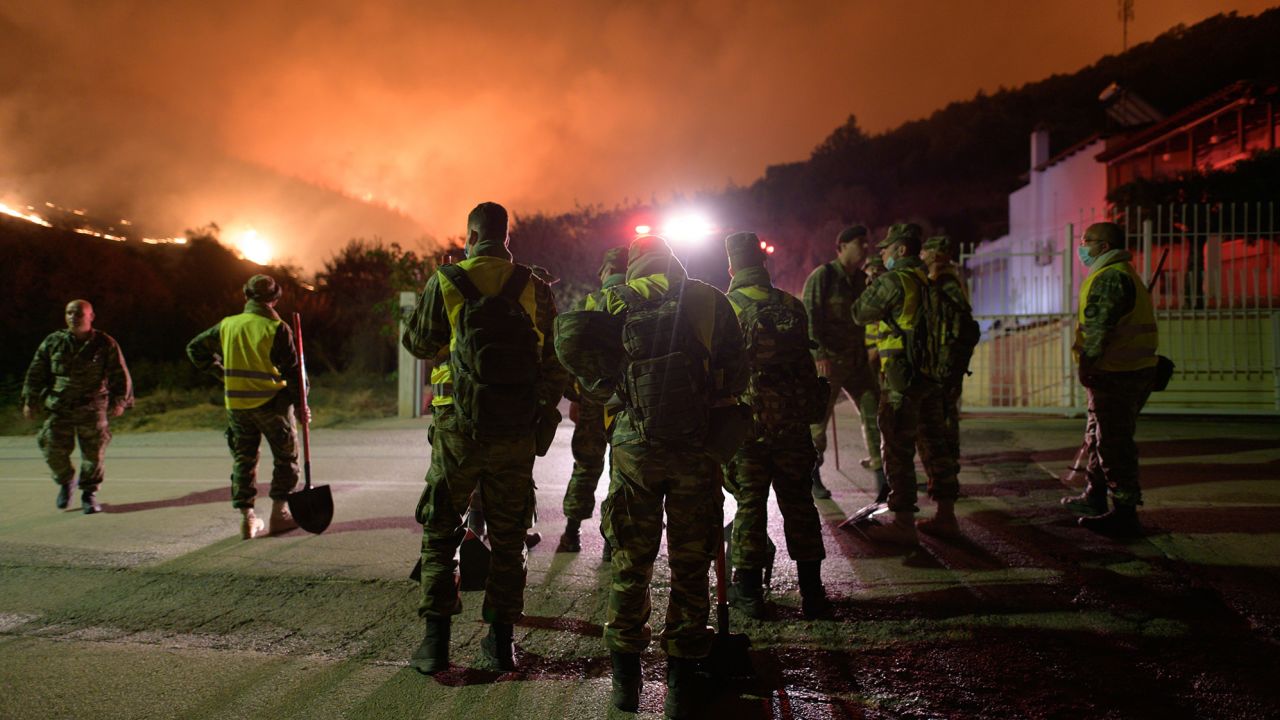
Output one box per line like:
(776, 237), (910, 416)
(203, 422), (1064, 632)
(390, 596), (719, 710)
(0, 0), (1274, 267)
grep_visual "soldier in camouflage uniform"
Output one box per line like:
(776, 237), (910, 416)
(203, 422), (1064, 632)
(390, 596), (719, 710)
(803, 225), (883, 499)
(920, 235), (970, 485)
(562, 234), (746, 717)
(853, 224), (961, 544)
(720, 232), (830, 621)
(557, 247), (628, 558)
(401, 202), (568, 675)
(860, 255), (890, 503)
(1062, 222), (1159, 536)
(187, 275), (304, 539)
(22, 299), (133, 514)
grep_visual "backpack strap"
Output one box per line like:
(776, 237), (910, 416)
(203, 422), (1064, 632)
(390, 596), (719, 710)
(438, 264), (481, 303)
(500, 264), (532, 303)
(611, 283), (646, 311)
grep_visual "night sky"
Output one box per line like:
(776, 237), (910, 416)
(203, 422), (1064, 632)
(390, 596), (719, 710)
(0, 0), (1272, 267)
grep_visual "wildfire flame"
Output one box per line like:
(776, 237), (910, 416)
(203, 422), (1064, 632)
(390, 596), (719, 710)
(233, 228), (274, 265)
(0, 202), (53, 227)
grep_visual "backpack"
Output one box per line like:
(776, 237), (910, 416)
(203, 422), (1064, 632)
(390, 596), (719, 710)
(728, 288), (828, 429)
(438, 264), (541, 439)
(614, 281), (710, 445)
(883, 269), (980, 385)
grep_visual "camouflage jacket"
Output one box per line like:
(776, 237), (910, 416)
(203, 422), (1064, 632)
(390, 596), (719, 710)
(933, 264), (971, 310)
(1077, 249), (1139, 364)
(23, 329), (133, 413)
(852, 256), (929, 327)
(802, 259), (867, 363)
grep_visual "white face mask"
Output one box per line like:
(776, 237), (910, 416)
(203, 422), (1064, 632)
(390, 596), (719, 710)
(1078, 245), (1100, 267)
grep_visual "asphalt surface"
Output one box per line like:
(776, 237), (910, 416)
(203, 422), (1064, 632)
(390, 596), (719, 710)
(1, 404), (1278, 719)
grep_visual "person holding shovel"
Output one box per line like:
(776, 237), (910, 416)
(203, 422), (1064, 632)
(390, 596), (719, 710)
(186, 274), (304, 539)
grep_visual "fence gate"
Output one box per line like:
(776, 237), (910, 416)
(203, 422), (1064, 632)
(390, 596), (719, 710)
(960, 203), (1279, 415)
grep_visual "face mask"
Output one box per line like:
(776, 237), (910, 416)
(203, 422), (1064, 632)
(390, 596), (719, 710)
(884, 257), (897, 270)
(1077, 246), (1095, 267)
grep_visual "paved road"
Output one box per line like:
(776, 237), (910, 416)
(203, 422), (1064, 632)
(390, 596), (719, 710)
(1, 407), (1278, 718)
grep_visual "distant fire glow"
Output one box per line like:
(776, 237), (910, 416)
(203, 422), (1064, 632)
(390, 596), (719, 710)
(662, 212), (715, 246)
(0, 203), (52, 227)
(234, 229), (274, 265)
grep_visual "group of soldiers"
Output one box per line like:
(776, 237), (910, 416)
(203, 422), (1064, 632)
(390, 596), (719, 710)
(21, 196), (1159, 718)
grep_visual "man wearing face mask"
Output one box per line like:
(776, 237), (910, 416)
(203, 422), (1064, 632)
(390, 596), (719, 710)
(852, 223), (960, 545)
(1062, 222), (1158, 536)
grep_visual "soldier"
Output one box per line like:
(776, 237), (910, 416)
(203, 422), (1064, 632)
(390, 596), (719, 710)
(562, 234), (745, 717)
(556, 247), (629, 559)
(853, 223), (961, 544)
(402, 202), (567, 675)
(720, 232), (831, 620)
(803, 225), (883, 499)
(187, 275), (304, 539)
(22, 299), (133, 514)
(1061, 222), (1158, 536)
(920, 235), (971, 487)
(861, 255), (889, 503)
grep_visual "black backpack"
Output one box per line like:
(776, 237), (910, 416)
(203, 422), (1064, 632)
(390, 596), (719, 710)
(924, 274), (981, 384)
(614, 281), (710, 445)
(438, 264), (540, 439)
(728, 289), (828, 429)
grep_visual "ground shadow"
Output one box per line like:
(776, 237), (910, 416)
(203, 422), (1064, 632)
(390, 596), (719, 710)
(104, 486), (229, 513)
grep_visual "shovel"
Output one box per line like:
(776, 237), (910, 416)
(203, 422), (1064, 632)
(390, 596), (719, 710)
(286, 312), (333, 534)
(706, 529), (754, 681)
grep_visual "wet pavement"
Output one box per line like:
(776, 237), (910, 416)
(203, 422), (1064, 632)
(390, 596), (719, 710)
(0, 405), (1277, 719)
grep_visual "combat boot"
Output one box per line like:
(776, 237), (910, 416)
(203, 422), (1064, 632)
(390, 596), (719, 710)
(1061, 491), (1107, 515)
(873, 468), (889, 504)
(860, 511), (918, 546)
(811, 465), (832, 500)
(56, 479), (76, 509)
(240, 508), (265, 539)
(82, 491), (102, 515)
(663, 656), (702, 719)
(410, 617), (451, 675)
(917, 500), (961, 541)
(480, 622), (515, 671)
(1079, 504), (1141, 537)
(557, 518), (582, 552)
(609, 651), (641, 712)
(269, 499), (298, 535)
(797, 560), (833, 619)
(728, 567), (767, 620)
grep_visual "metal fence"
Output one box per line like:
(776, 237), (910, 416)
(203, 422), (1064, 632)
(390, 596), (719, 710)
(961, 202), (1279, 415)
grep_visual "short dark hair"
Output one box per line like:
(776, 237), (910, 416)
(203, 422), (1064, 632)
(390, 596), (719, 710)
(836, 224), (868, 246)
(467, 202), (508, 242)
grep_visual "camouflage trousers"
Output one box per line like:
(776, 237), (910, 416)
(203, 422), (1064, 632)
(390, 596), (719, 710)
(917, 380), (964, 481)
(878, 380), (959, 513)
(416, 406), (536, 624)
(811, 358), (882, 469)
(602, 442), (721, 658)
(37, 405), (111, 494)
(1080, 367), (1156, 507)
(723, 425), (825, 571)
(226, 392), (300, 509)
(563, 399), (607, 522)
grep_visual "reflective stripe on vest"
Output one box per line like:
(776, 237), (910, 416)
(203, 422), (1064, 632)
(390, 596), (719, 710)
(219, 313), (287, 409)
(432, 257), (542, 406)
(876, 267), (928, 357)
(1075, 261), (1158, 372)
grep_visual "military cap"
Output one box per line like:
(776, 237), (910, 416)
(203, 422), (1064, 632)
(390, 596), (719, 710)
(628, 234), (672, 262)
(836, 224), (868, 245)
(528, 264), (559, 285)
(923, 235), (953, 254)
(877, 222), (923, 249)
(598, 247), (629, 278)
(725, 231), (766, 271)
(243, 274), (281, 302)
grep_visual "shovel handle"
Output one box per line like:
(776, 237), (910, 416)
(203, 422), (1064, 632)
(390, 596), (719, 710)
(293, 312), (313, 491)
(715, 524), (729, 635)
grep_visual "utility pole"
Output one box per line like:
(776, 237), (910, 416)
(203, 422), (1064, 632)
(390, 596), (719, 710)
(1118, 0), (1135, 52)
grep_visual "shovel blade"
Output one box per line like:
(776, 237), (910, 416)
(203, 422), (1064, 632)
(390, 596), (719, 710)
(707, 631), (754, 681)
(287, 484), (334, 534)
(837, 501), (888, 531)
(458, 530), (491, 591)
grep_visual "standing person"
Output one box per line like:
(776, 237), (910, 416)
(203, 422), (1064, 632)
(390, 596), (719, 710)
(187, 274), (303, 539)
(22, 299), (133, 514)
(720, 232), (831, 620)
(1062, 222), (1158, 536)
(803, 225), (883, 499)
(561, 234), (746, 718)
(861, 255), (889, 503)
(401, 202), (567, 675)
(920, 235), (972, 491)
(557, 247), (628, 559)
(852, 223), (960, 544)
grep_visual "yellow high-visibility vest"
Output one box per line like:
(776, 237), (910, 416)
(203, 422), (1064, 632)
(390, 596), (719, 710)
(431, 256), (542, 407)
(875, 267), (929, 359)
(219, 312), (287, 409)
(1075, 261), (1158, 372)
